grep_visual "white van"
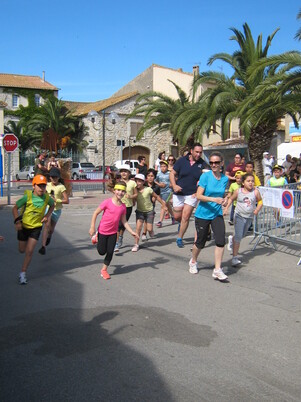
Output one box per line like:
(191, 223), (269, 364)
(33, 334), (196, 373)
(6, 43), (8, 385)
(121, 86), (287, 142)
(114, 160), (139, 175)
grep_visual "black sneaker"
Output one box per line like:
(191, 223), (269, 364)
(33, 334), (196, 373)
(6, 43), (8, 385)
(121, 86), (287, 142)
(39, 246), (46, 255)
(46, 236), (52, 246)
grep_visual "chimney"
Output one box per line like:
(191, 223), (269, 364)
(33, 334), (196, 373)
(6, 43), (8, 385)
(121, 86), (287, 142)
(193, 65), (199, 77)
(42, 71), (45, 81)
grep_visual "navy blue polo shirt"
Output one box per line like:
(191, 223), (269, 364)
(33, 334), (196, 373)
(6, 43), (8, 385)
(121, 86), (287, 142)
(173, 154), (209, 195)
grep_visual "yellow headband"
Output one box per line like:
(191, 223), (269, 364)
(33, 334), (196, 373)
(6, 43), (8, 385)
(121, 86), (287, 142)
(114, 184), (126, 191)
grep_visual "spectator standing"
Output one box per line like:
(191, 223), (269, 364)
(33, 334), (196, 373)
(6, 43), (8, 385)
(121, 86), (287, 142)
(136, 155), (148, 177)
(155, 151), (166, 172)
(47, 154), (61, 171)
(262, 151), (274, 185)
(34, 152), (48, 176)
(170, 143), (209, 248)
(225, 153), (246, 184)
(167, 155), (176, 172)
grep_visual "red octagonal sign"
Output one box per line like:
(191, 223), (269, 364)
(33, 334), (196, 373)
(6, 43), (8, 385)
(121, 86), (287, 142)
(3, 133), (19, 152)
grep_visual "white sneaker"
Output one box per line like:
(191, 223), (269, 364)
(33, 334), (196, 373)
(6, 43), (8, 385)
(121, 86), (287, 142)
(19, 272), (27, 285)
(227, 235), (233, 251)
(141, 234), (147, 241)
(189, 258), (198, 274)
(212, 268), (228, 281)
(232, 257), (241, 266)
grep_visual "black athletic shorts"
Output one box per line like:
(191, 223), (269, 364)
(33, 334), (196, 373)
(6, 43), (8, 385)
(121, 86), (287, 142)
(17, 226), (42, 241)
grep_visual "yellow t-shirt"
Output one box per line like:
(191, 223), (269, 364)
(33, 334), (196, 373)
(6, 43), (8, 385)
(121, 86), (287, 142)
(122, 179), (136, 208)
(137, 187), (153, 213)
(46, 182), (66, 211)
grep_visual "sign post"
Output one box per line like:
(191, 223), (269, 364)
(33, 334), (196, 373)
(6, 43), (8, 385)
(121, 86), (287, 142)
(3, 133), (19, 205)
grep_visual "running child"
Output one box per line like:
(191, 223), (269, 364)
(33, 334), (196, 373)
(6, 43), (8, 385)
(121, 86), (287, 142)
(12, 175), (55, 284)
(141, 168), (161, 241)
(155, 160), (175, 227)
(224, 173), (262, 267)
(114, 165), (137, 252)
(89, 181), (138, 280)
(39, 167), (69, 255)
(132, 173), (166, 252)
(227, 170), (243, 225)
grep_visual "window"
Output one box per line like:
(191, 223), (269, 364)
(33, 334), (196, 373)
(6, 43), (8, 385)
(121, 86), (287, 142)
(12, 94), (19, 107)
(130, 121), (143, 138)
(34, 94), (40, 107)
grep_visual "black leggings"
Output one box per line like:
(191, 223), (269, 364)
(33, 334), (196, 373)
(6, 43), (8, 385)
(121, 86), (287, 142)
(97, 233), (117, 266)
(195, 216), (226, 249)
(118, 206), (133, 231)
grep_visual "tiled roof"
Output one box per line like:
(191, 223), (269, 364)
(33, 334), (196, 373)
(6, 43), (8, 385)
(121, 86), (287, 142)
(0, 73), (58, 91)
(63, 91), (139, 116)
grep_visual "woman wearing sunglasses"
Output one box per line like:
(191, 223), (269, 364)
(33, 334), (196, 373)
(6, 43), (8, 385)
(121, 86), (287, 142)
(167, 155), (176, 172)
(189, 151), (229, 281)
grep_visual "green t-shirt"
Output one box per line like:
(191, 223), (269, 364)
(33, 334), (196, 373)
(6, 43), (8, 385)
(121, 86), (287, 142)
(136, 187), (153, 213)
(229, 182), (241, 206)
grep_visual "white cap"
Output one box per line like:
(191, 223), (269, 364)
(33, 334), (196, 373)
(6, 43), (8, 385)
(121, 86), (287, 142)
(119, 164), (131, 172)
(263, 151), (269, 155)
(135, 173), (145, 181)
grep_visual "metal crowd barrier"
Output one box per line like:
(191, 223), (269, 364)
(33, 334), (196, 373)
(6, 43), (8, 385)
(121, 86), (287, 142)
(251, 184), (301, 265)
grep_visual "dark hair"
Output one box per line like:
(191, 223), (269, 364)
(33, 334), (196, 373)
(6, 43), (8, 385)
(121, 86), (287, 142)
(158, 151), (165, 159)
(192, 142), (203, 149)
(138, 155), (145, 162)
(246, 160), (254, 167)
(106, 172), (119, 191)
(209, 151), (223, 161)
(147, 168), (157, 178)
(242, 173), (254, 182)
(235, 153), (243, 158)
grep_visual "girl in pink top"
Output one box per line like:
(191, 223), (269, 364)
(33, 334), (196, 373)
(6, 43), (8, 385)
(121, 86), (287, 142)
(89, 181), (138, 280)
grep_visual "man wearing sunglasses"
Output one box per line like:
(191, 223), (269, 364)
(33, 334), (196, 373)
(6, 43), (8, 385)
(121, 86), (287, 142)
(170, 143), (209, 248)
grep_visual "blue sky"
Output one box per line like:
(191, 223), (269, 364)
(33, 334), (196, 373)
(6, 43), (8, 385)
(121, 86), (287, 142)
(2, 0), (300, 102)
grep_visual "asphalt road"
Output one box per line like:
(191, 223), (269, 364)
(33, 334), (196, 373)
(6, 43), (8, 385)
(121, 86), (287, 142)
(0, 201), (301, 401)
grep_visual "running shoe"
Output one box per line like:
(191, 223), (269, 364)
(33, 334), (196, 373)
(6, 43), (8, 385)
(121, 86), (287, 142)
(227, 235), (233, 251)
(164, 213), (170, 219)
(118, 235), (123, 248)
(114, 242), (119, 252)
(149, 231), (155, 238)
(228, 220), (234, 226)
(38, 246), (46, 255)
(189, 258), (198, 274)
(19, 272), (27, 285)
(231, 257), (241, 266)
(176, 238), (184, 248)
(91, 233), (98, 245)
(156, 221), (162, 228)
(132, 244), (139, 252)
(141, 234), (147, 241)
(212, 268), (228, 281)
(100, 269), (111, 280)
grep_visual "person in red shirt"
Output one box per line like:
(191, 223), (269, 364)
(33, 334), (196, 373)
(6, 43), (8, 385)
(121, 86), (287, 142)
(225, 153), (246, 185)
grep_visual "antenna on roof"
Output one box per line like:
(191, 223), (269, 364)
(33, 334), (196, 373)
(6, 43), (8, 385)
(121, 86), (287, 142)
(42, 71), (45, 81)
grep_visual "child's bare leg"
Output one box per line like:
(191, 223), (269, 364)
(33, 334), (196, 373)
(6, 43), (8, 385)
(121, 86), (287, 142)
(135, 220), (143, 245)
(21, 238), (38, 272)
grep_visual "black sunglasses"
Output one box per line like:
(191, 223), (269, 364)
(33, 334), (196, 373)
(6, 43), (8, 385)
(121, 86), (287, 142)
(209, 161), (221, 165)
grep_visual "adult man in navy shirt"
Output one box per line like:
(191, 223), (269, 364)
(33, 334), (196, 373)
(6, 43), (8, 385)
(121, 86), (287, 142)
(170, 143), (209, 248)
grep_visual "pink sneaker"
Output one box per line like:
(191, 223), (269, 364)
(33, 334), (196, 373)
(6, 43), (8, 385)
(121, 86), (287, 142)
(91, 233), (98, 245)
(101, 269), (111, 280)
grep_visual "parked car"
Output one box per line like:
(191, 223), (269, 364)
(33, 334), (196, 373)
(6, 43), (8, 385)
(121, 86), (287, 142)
(16, 165), (35, 181)
(95, 165), (118, 179)
(71, 162), (96, 180)
(114, 160), (139, 175)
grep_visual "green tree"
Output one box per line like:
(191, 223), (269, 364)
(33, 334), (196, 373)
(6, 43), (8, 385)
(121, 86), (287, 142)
(295, 8), (301, 41)
(174, 23), (285, 178)
(27, 97), (87, 152)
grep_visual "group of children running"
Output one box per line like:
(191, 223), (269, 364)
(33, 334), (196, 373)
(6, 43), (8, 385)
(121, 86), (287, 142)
(12, 152), (276, 284)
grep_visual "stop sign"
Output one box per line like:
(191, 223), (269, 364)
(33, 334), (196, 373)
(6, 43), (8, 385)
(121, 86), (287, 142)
(3, 133), (19, 152)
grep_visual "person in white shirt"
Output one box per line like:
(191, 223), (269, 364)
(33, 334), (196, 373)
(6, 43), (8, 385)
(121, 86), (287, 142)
(262, 151), (274, 185)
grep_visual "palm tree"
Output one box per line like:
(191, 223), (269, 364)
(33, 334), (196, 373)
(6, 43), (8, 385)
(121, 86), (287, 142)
(127, 80), (189, 142)
(174, 23), (283, 179)
(4, 119), (41, 151)
(27, 97), (86, 153)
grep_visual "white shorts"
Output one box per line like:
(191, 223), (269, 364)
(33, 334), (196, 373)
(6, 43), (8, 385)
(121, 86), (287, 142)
(173, 194), (198, 208)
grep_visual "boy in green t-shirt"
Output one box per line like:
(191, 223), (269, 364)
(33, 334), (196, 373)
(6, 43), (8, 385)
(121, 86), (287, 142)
(227, 171), (243, 225)
(12, 175), (55, 285)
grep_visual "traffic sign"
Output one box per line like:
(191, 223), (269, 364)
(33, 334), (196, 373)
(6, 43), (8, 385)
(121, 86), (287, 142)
(282, 190), (293, 209)
(3, 133), (19, 152)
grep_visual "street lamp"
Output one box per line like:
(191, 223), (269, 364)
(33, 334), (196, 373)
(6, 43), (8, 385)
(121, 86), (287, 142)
(87, 109), (119, 194)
